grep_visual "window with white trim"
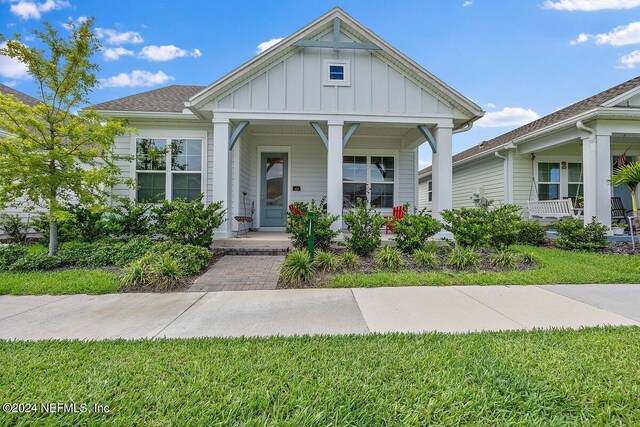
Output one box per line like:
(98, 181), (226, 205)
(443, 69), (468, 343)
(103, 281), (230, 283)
(567, 162), (583, 200)
(343, 155), (395, 208)
(427, 180), (433, 202)
(324, 60), (350, 86)
(135, 138), (203, 202)
(536, 161), (583, 201)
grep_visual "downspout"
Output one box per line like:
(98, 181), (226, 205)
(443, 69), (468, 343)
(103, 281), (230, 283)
(576, 120), (595, 137)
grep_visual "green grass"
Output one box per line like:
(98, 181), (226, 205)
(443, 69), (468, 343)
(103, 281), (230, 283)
(1, 327), (639, 425)
(329, 245), (640, 287)
(0, 269), (121, 295)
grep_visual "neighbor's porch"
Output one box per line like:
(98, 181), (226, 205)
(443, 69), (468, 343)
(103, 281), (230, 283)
(514, 118), (640, 233)
(209, 117), (455, 238)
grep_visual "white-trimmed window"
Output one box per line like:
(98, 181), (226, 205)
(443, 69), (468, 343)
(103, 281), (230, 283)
(427, 180), (433, 202)
(536, 161), (583, 201)
(135, 137), (203, 202)
(343, 155), (395, 208)
(324, 59), (350, 86)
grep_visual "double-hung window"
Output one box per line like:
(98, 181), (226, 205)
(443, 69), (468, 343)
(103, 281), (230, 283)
(567, 162), (583, 200)
(343, 155), (395, 208)
(536, 161), (583, 201)
(537, 162), (560, 200)
(135, 137), (203, 202)
(427, 181), (433, 202)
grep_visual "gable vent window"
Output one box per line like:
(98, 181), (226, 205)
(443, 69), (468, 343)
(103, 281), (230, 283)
(324, 60), (350, 86)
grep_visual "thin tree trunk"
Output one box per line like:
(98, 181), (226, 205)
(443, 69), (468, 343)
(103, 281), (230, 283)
(48, 220), (58, 256)
(632, 191), (640, 234)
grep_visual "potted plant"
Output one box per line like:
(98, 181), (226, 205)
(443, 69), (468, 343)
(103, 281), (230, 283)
(611, 222), (625, 236)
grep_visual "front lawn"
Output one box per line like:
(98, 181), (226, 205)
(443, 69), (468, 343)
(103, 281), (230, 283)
(0, 270), (121, 295)
(327, 245), (640, 287)
(1, 327), (639, 424)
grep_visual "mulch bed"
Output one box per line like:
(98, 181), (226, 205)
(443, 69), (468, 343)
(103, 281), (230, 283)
(278, 246), (538, 289)
(598, 241), (640, 255)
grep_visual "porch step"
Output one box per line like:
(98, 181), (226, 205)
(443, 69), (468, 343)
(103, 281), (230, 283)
(220, 247), (290, 256)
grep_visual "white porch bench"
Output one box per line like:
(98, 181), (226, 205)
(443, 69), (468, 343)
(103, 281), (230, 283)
(527, 199), (582, 220)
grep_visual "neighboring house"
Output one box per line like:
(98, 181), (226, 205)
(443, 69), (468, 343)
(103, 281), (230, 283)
(89, 7), (483, 237)
(419, 76), (640, 229)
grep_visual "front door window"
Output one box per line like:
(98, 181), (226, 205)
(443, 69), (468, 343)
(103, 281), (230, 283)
(260, 152), (288, 227)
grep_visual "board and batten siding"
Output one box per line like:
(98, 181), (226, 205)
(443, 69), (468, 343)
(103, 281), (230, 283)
(208, 31), (455, 117)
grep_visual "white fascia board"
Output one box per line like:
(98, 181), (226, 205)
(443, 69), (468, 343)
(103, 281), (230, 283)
(88, 110), (202, 121)
(601, 86), (640, 107)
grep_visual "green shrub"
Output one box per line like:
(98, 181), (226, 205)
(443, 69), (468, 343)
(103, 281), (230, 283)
(0, 213), (28, 244)
(517, 221), (547, 246)
(314, 250), (339, 273)
(393, 208), (441, 253)
(59, 240), (116, 267)
(9, 253), (62, 272)
(423, 241), (443, 253)
(447, 245), (481, 271)
(31, 214), (76, 244)
(153, 195), (225, 247)
(0, 244), (27, 271)
(338, 252), (360, 270)
(115, 236), (155, 266)
(441, 204), (523, 249)
(555, 217), (608, 251)
(150, 253), (182, 285)
(279, 249), (314, 285)
(413, 249), (438, 269)
(374, 246), (404, 271)
(120, 259), (149, 288)
(517, 251), (541, 266)
(343, 199), (386, 256)
(286, 197), (340, 251)
(104, 197), (153, 237)
(147, 241), (212, 276)
(490, 250), (517, 269)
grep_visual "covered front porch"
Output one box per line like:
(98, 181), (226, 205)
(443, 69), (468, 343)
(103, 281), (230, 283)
(514, 117), (640, 233)
(210, 116), (456, 238)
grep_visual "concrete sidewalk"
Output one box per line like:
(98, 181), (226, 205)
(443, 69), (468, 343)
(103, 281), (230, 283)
(0, 285), (638, 340)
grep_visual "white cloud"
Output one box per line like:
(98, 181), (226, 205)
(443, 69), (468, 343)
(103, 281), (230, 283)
(570, 22), (640, 46)
(570, 33), (590, 45)
(484, 102), (497, 109)
(3, 80), (18, 88)
(462, 1), (473, 6)
(138, 45), (202, 62)
(419, 159), (432, 170)
(543, 0), (640, 10)
(256, 37), (283, 54)
(10, 0), (69, 20)
(95, 28), (144, 45)
(618, 50), (640, 68)
(103, 47), (134, 61)
(476, 107), (540, 128)
(61, 15), (87, 31)
(99, 70), (173, 88)
(0, 42), (30, 79)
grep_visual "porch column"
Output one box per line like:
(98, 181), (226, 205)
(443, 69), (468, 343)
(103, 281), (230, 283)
(431, 125), (453, 221)
(327, 120), (344, 233)
(212, 118), (232, 238)
(582, 133), (612, 229)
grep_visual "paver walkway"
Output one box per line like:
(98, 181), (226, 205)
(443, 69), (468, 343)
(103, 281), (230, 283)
(0, 285), (639, 340)
(188, 255), (285, 292)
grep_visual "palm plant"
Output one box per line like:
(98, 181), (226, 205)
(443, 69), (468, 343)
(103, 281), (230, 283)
(609, 162), (640, 230)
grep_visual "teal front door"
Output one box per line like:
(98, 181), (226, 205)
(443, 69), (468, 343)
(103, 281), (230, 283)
(260, 152), (288, 227)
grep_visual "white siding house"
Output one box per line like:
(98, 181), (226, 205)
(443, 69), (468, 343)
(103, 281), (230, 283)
(90, 7), (483, 238)
(419, 76), (640, 232)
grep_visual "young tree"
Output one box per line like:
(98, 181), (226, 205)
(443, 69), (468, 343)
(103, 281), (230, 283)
(0, 19), (133, 255)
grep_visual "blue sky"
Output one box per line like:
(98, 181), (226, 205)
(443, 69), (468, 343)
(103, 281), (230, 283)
(1, 0), (640, 169)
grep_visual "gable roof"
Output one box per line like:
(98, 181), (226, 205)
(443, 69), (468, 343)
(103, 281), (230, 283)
(186, 7), (483, 121)
(419, 75), (640, 177)
(90, 85), (205, 113)
(0, 83), (40, 107)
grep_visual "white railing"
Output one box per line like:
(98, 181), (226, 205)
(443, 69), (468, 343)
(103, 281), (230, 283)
(527, 199), (580, 219)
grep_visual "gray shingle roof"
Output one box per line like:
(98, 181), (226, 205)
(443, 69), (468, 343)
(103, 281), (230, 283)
(0, 83), (40, 107)
(419, 75), (640, 176)
(90, 85), (205, 113)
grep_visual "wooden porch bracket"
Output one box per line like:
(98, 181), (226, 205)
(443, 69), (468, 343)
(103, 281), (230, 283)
(418, 125), (437, 153)
(342, 123), (360, 147)
(310, 122), (328, 149)
(293, 18), (380, 52)
(229, 120), (250, 151)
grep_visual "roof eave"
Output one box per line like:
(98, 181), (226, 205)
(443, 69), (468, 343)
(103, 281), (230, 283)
(86, 110), (202, 120)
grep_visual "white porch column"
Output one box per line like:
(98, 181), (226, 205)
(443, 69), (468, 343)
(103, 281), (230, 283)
(212, 118), (232, 238)
(327, 120), (344, 233)
(582, 133), (612, 229)
(431, 125), (453, 221)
